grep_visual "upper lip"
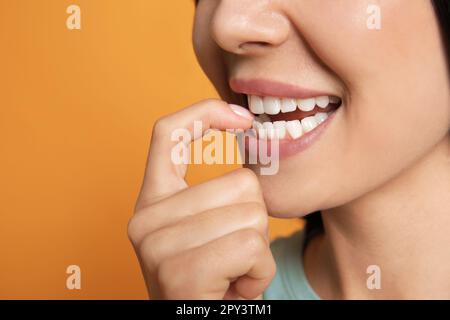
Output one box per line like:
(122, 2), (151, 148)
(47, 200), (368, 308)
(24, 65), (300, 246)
(229, 78), (337, 99)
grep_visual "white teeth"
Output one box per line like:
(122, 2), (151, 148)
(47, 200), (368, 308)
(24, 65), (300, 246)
(253, 120), (263, 130)
(301, 116), (318, 133)
(273, 121), (286, 139)
(286, 120), (303, 139)
(249, 95), (264, 114)
(280, 98), (297, 113)
(258, 127), (267, 139)
(316, 96), (330, 108)
(263, 97), (281, 115)
(263, 122), (275, 139)
(297, 98), (316, 112)
(249, 94), (341, 115)
(252, 112), (333, 140)
(246, 94), (339, 139)
(314, 112), (328, 124)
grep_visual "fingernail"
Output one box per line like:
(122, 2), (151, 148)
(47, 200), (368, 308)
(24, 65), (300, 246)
(229, 104), (254, 121)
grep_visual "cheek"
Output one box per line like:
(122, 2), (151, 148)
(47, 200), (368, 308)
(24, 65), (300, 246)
(289, 0), (374, 86)
(253, 0), (450, 216)
(341, 0), (450, 171)
(298, 0), (450, 178)
(291, 0), (445, 93)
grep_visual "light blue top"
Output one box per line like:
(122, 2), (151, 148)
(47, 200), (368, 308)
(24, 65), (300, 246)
(263, 230), (321, 300)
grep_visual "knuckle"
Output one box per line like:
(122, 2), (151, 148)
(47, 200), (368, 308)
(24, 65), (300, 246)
(244, 202), (269, 233)
(127, 217), (144, 246)
(196, 98), (228, 111)
(201, 98), (222, 106)
(234, 168), (260, 190)
(237, 228), (267, 257)
(138, 233), (164, 271)
(127, 211), (157, 246)
(152, 116), (172, 138)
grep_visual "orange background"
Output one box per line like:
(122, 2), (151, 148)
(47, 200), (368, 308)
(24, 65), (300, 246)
(0, 1), (302, 299)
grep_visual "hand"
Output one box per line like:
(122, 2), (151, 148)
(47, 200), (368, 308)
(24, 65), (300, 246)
(127, 99), (276, 299)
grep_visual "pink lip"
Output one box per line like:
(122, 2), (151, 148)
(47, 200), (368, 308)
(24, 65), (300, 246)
(229, 78), (334, 99)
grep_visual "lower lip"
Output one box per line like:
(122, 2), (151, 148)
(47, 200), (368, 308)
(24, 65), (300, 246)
(244, 109), (338, 160)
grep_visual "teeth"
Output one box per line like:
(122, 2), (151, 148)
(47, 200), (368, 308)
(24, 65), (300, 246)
(273, 121), (286, 139)
(286, 120), (303, 139)
(297, 98), (316, 112)
(280, 98), (297, 113)
(248, 94), (341, 115)
(249, 95), (264, 114)
(314, 112), (328, 124)
(263, 97), (281, 115)
(263, 122), (275, 139)
(315, 96), (330, 108)
(253, 120), (263, 131)
(301, 116), (318, 133)
(252, 112), (331, 140)
(258, 126), (267, 139)
(246, 94), (339, 139)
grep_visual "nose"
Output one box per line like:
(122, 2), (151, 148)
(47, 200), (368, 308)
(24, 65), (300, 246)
(210, 0), (290, 55)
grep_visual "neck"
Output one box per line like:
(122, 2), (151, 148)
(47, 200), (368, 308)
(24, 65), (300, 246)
(309, 135), (450, 299)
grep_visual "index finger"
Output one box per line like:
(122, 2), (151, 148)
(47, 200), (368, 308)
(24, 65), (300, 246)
(137, 99), (254, 207)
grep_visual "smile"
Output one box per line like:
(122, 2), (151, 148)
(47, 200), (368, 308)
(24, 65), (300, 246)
(248, 94), (341, 140)
(230, 78), (342, 158)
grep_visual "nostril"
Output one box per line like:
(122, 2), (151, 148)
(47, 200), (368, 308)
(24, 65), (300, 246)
(239, 41), (271, 49)
(238, 41), (273, 54)
(246, 41), (271, 47)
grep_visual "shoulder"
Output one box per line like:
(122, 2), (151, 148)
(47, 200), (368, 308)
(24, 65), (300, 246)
(263, 229), (320, 300)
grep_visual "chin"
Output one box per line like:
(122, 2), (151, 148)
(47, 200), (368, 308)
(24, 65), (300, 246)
(245, 163), (321, 218)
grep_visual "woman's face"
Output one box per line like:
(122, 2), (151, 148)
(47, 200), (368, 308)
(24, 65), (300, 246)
(193, 0), (450, 217)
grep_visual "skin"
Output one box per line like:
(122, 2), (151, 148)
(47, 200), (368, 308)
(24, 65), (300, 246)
(129, 0), (450, 299)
